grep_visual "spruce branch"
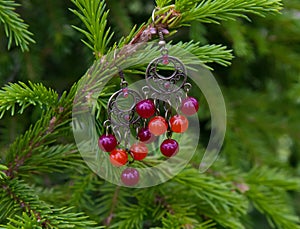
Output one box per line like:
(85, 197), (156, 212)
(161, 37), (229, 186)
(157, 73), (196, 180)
(175, 41), (234, 67)
(3, 84), (76, 178)
(242, 166), (300, 229)
(155, 0), (173, 8)
(173, 167), (247, 215)
(245, 166), (300, 190)
(160, 212), (212, 229)
(70, 0), (282, 68)
(152, 197), (202, 228)
(209, 162), (300, 229)
(246, 188), (300, 229)
(70, 0), (114, 58)
(104, 186), (120, 226)
(4, 112), (61, 178)
(116, 24), (146, 48)
(165, 168), (248, 228)
(0, 164), (8, 180)
(18, 144), (86, 175)
(0, 0), (35, 51)
(66, 172), (106, 223)
(0, 179), (100, 228)
(176, 0), (283, 25)
(0, 81), (59, 118)
(110, 203), (146, 229)
(94, 183), (132, 225)
(0, 178), (51, 224)
(4, 211), (43, 229)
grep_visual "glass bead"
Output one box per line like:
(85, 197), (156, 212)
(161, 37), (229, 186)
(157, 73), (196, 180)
(170, 115), (189, 133)
(148, 116), (168, 136)
(98, 134), (118, 152)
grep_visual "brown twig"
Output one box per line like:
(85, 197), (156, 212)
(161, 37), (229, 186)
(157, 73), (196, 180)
(104, 186), (121, 226)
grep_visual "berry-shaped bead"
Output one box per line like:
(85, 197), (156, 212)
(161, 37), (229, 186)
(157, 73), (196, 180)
(135, 99), (156, 119)
(160, 139), (179, 157)
(109, 149), (128, 167)
(181, 97), (199, 116)
(170, 115), (189, 133)
(137, 127), (152, 142)
(130, 142), (148, 160)
(148, 116), (168, 136)
(98, 134), (118, 152)
(121, 168), (140, 186)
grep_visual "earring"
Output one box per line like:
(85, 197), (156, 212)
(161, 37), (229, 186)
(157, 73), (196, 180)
(139, 31), (199, 157)
(98, 30), (199, 186)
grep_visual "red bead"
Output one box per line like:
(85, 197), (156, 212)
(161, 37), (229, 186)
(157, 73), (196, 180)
(130, 142), (148, 160)
(137, 127), (152, 142)
(110, 149), (128, 167)
(135, 99), (156, 119)
(170, 115), (189, 133)
(98, 134), (118, 152)
(121, 168), (139, 186)
(160, 139), (179, 157)
(181, 97), (199, 116)
(148, 116), (168, 136)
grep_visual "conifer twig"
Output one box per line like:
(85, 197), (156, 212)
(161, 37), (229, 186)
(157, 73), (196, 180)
(0, 0), (35, 51)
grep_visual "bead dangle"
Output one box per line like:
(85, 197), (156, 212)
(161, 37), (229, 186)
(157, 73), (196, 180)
(98, 70), (143, 185)
(139, 31), (199, 157)
(98, 31), (199, 186)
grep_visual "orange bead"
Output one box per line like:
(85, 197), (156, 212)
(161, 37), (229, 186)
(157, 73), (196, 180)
(110, 149), (128, 167)
(130, 142), (148, 160)
(148, 116), (168, 136)
(170, 115), (189, 133)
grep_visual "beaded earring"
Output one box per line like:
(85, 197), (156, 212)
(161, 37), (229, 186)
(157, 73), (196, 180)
(98, 30), (199, 186)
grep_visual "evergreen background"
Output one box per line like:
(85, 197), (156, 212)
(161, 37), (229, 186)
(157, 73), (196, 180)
(0, 0), (299, 228)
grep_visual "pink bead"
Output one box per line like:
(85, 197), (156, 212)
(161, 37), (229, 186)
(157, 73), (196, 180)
(148, 116), (168, 136)
(181, 97), (199, 116)
(122, 88), (128, 98)
(121, 168), (139, 186)
(162, 55), (169, 65)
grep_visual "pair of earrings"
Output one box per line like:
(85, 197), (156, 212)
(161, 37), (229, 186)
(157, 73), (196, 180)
(98, 32), (199, 186)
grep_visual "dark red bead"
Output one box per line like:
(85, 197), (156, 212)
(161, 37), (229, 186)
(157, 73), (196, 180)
(98, 134), (118, 152)
(135, 99), (156, 119)
(181, 97), (199, 116)
(121, 168), (140, 186)
(137, 127), (152, 142)
(160, 139), (179, 157)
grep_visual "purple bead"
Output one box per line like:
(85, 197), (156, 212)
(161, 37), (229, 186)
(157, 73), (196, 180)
(160, 139), (179, 157)
(137, 127), (152, 142)
(135, 99), (156, 119)
(98, 134), (118, 152)
(121, 168), (139, 186)
(181, 97), (199, 116)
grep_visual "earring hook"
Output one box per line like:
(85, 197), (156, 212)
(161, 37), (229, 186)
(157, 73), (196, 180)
(152, 7), (159, 23)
